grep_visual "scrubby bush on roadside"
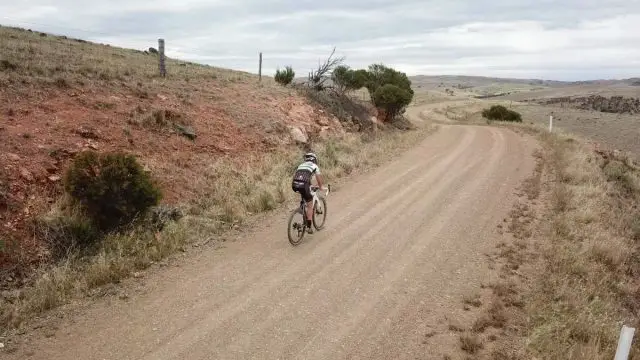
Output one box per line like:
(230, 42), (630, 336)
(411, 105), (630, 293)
(274, 66), (295, 86)
(372, 84), (413, 121)
(365, 64), (414, 121)
(481, 105), (522, 122)
(64, 151), (162, 233)
(299, 49), (415, 125)
(365, 64), (413, 97)
(331, 65), (368, 94)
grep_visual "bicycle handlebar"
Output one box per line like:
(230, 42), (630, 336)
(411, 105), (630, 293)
(311, 184), (331, 196)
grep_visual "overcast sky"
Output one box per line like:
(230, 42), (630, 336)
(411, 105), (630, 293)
(2, 1), (640, 81)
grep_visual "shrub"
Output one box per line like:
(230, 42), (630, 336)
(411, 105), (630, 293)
(372, 84), (413, 121)
(274, 66), (295, 86)
(331, 66), (368, 94)
(64, 151), (162, 232)
(365, 64), (413, 99)
(0, 59), (18, 72)
(362, 64), (414, 121)
(481, 105), (522, 122)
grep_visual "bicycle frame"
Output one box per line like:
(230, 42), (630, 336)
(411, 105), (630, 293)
(299, 186), (330, 215)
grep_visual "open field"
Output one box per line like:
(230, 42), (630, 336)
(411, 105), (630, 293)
(514, 104), (640, 162)
(498, 82), (640, 101)
(411, 79), (640, 162)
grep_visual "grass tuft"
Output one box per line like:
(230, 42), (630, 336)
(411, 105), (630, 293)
(460, 333), (484, 354)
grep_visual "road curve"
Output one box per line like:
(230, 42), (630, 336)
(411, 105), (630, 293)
(8, 123), (538, 360)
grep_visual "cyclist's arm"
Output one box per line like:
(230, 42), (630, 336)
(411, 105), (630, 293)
(315, 169), (324, 190)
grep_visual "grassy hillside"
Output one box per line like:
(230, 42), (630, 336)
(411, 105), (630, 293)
(0, 26), (400, 278)
(0, 24), (433, 333)
(0, 25), (333, 267)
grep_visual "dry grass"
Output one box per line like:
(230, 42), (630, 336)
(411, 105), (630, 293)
(0, 26), (254, 89)
(185, 126), (432, 233)
(513, 103), (640, 163)
(457, 118), (640, 359)
(0, 220), (189, 329)
(462, 293), (483, 308)
(0, 124), (434, 333)
(507, 128), (640, 359)
(472, 299), (508, 333)
(460, 333), (484, 354)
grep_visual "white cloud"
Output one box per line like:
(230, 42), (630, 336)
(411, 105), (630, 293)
(2, 0), (640, 80)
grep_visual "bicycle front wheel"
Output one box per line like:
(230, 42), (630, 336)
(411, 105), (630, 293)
(313, 197), (327, 230)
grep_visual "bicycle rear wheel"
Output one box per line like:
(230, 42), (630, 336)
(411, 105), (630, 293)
(287, 208), (306, 246)
(313, 197), (327, 230)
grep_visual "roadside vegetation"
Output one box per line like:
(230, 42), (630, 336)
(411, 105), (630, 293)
(455, 118), (640, 359)
(482, 104), (522, 122)
(274, 66), (295, 86)
(0, 124), (432, 333)
(524, 131), (640, 359)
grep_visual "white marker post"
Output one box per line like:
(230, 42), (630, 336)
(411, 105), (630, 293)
(549, 115), (553, 132)
(614, 325), (636, 360)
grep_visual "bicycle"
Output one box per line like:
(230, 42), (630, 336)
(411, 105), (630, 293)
(287, 184), (331, 246)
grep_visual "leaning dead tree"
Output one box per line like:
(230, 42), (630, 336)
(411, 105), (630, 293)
(306, 47), (345, 91)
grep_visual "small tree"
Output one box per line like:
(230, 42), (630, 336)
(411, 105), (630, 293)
(332, 66), (368, 95)
(372, 84), (413, 121)
(364, 64), (414, 121)
(64, 151), (162, 232)
(365, 63), (413, 98)
(331, 65), (350, 93)
(274, 66), (295, 86)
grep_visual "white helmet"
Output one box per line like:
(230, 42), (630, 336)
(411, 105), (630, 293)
(304, 152), (318, 164)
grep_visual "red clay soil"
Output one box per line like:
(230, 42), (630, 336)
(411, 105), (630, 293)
(0, 77), (345, 280)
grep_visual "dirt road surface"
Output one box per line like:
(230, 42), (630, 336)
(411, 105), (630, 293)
(7, 117), (538, 359)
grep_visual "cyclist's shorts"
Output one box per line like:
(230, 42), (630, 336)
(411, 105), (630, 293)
(292, 181), (313, 202)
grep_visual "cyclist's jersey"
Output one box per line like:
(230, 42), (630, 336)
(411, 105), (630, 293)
(292, 161), (320, 185)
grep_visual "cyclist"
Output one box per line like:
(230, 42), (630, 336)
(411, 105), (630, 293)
(291, 152), (325, 234)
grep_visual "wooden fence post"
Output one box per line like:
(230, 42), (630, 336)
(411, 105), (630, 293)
(258, 52), (263, 82)
(158, 39), (166, 77)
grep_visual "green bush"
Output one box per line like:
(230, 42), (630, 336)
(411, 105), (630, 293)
(274, 66), (295, 86)
(331, 66), (368, 94)
(372, 84), (413, 121)
(481, 105), (522, 122)
(363, 64), (414, 121)
(64, 151), (162, 232)
(365, 64), (413, 98)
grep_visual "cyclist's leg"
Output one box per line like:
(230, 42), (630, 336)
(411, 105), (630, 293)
(302, 185), (314, 232)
